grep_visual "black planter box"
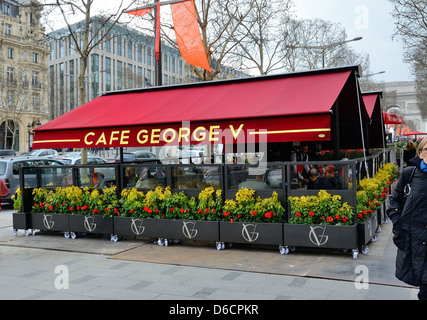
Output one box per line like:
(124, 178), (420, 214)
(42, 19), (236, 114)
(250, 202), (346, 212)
(29, 213), (69, 232)
(12, 213), (30, 231)
(113, 217), (220, 242)
(283, 223), (358, 250)
(358, 212), (378, 246)
(376, 203), (386, 225)
(68, 215), (113, 235)
(219, 221), (283, 246)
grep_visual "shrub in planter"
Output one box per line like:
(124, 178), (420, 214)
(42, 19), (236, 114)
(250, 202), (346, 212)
(31, 186), (120, 218)
(288, 190), (354, 225)
(222, 188), (285, 224)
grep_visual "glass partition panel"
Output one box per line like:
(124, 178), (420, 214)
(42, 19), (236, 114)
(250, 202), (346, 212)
(226, 164), (284, 190)
(124, 165), (167, 189)
(172, 165), (221, 189)
(289, 162), (353, 190)
(39, 167), (73, 188)
(77, 166), (117, 188)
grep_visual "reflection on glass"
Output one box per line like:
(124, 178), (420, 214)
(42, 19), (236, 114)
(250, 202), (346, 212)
(172, 165), (220, 189)
(125, 166), (166, 189)
(290, 163), (351, 190)
(77, 167), (116, 188)
(39, 168), (73, 188)
(227, 164), (283, 189)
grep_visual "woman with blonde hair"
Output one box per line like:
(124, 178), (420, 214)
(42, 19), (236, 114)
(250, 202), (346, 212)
(387, 137), (427, 299)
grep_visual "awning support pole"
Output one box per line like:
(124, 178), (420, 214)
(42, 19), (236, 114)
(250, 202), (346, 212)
(355, 73), (369, 179)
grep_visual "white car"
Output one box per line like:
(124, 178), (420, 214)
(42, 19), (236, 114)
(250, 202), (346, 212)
(26, 149), (58, 158)
(59, 156), (116, 186)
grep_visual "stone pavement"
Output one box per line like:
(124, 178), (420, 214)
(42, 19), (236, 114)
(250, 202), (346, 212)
(0, 205), (418, 301)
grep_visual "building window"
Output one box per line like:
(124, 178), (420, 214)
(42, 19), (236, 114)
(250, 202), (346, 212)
(7, 67), (14, 84)
(32, 71), (40, 88)
(5, 23), (11, 35)
(7, 48), (13, 59)
(32, 52), (39, 64)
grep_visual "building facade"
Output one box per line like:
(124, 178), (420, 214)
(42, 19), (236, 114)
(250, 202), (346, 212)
(48, 19), (188, 119)
(383, 81), (426, 133)
(0, 0), (50, 152)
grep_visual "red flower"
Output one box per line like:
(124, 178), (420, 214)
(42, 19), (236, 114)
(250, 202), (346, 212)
(34, 203), (38, 207)
(295, 212), (302, 218)
(179, 208), (185, 213)
(114, 208), (119, 214)
(250, 211), (256, 216)
(82, 205), (88, 210)
(326, 216), (334, 223)
(170, 207), (174, 211)
(357, 213), (363, 219)
(265, 211), (273, 219)
(69, 207), (74, 211)
(155, 209), (159, 213)
(223, 212), (230, 217)
(92, 209), (100, 214)
(48, 205), (53, 211)
(308, 211), (315, 216)
(197, 209), (202, 214)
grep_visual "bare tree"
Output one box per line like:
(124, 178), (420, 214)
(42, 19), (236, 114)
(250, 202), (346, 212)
(281, 18), (369, 72)
(232, 0), (293, 75)
(391, 0), (427, 119)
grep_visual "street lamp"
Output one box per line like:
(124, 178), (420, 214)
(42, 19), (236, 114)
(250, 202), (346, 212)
(27, 123), (31, 152)
(362, 71), (385, 78)
(289, 36), (363, 68)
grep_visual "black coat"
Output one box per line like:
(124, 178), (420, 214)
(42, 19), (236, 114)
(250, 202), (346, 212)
(387, 156), (427, 286)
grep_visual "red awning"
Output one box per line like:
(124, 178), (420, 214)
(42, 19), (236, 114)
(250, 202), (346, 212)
(33, 66), (364, 149)
(362, 92), (385, 148)
(383, 112), (404, 124)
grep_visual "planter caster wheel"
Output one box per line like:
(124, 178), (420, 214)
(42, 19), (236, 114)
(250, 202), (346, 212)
(64, 232), (70, 239)
(216, 241), (225, 251)
(13, 229), (17, 236)
(352, 249), (359, 259)
(25, 229), (30, 237)
(157, 238), (168, 246)
(70, 232), (76, 239)
(173, 239), (180, 244)
(383, 217), (389, 224)
(371, 235), (378, 242)
(376, 226), (382, 233)
(361, 245), (369, 255)
(32, 229), (36, 236)
(279, 246), (289, 255)
(110, 234), (118, 242)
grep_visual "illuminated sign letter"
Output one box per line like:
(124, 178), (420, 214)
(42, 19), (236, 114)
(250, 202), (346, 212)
(209, 125), (220, 142)
(151, 129), (161, 144)
(95, 132), (107, 145)
(109, 131), (120, 144)
(84, 132), (95, 145)
(120, 130), (130, 145)
(137, 130), (149, 144)
(193, 126), (207, 142)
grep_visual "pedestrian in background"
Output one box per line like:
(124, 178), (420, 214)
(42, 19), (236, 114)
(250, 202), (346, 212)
(387, 137), (427, 300)
(403, 140), (417, 166)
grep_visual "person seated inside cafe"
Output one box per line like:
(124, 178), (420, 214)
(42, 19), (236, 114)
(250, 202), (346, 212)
(238, 174), (271, 190)
(307, 168), (333, 190)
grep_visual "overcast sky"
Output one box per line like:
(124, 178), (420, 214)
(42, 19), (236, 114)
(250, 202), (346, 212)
(292, 0), (413, 83)
(55, 0), (413, 83)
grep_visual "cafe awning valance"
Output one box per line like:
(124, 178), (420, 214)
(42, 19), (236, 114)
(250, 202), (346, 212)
(33, 65), (366, 149)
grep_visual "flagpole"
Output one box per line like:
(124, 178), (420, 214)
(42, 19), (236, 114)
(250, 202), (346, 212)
(154, 0), (162, 86)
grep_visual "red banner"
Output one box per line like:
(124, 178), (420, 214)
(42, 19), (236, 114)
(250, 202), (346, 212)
(155, 1), (161, 63)
(170, 0), (212, 73)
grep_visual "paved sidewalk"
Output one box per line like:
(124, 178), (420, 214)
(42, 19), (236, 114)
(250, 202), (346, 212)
(0, 206), (418, 300)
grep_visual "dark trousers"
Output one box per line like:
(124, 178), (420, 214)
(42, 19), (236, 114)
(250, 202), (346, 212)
(418, 284), (427, 300)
